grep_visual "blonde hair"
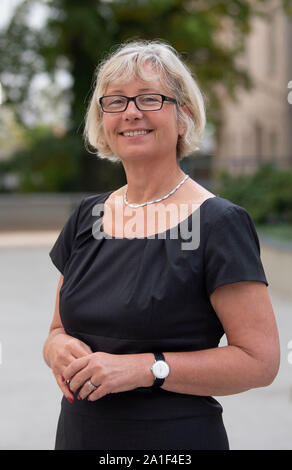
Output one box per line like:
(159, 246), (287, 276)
(84, 40), (206, 162)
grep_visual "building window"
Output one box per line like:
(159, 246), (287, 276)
(269, 131), (277, 161)
(267, 15), (276, 77)
(255, 122), (263, 162)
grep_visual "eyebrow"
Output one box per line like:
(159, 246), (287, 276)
(106, 88), (159, 94)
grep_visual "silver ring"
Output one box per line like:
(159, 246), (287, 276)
(66, 379), (70, 386)
(88, 380), (97, 392)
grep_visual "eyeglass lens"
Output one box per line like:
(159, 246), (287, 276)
(101, 94), (163, 112)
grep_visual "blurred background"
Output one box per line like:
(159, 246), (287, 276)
(0, 0), (291, 450)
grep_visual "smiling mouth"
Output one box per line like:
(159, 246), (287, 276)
(120, 130), (153, 137)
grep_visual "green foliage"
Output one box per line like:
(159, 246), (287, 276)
(1, 0), (280, 130)
(0, 0), (290, 192)
(0, 127), (127, 193)
(1, 129), (82, 192)
(256, 222), (292, 242)
(214, 164), (292, 224)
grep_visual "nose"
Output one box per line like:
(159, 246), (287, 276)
(123, 100), (143, 119)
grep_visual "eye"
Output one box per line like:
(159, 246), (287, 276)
(108, 98), (124, 106)
(102, 96), (126, 109)
(140, 95), (160, 103)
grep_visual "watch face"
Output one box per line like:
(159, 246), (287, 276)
(152, 360), (170, 379)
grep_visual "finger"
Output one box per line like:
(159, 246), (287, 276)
(52, 352), (77, 377)
(66, 341), (92, 359)
(79, 342), (93, 355)
(63, 355), (90, 384)
(59, 354), (89, 394)
(55, 374), (74, 402)
(64, 377), (74, 394)
(72, 345), (91, 358)
(67, 368), (92, 395)
(78, 378), (101, 401)
(87, 383), (109, 402)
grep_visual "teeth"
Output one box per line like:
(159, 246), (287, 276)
(122, 130), (150, 136)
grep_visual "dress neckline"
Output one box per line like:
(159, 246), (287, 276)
(99, 190), (218, 240)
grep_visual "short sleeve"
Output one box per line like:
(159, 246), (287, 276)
(49, 198), (84, 275)
(204, 205), (269, 297)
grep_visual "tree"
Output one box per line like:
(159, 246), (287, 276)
(0, 0), (289, 191)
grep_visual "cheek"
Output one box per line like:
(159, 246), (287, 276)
(103, 116), (117, 137)
(102, 120), (118, 153)
(167, 109), (180, 133)
(166, 118), (180, 139)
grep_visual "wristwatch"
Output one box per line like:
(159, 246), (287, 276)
(151, 352), (170, 388)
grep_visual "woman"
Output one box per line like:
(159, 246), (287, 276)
(43, 40), (280, 450)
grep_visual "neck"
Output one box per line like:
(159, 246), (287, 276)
(122, 160), (186, 205)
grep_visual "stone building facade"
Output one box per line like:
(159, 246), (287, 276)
(216, 3), (292, 174)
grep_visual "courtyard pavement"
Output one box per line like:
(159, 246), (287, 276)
(0, 231), (291, 450)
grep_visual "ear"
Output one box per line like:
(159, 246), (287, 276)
(178, 104), (192, 137)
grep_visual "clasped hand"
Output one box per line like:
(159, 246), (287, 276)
(63, 351), (153, 402)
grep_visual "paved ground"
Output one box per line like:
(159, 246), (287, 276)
(0, 231), (291, 450)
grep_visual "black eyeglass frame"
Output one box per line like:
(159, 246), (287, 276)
(99, 93), (177, 113)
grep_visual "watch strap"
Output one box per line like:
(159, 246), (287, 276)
(151, 352), (166, 389)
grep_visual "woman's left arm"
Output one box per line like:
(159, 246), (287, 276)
(63, 281), (280, 400)
(161, 281), (280, 396)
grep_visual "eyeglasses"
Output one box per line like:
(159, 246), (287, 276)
(99, 93), (177, 113)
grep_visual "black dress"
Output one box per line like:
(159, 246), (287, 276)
(49, 191), (268, 450)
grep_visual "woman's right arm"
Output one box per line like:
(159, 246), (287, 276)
(43, 275), (92, 400)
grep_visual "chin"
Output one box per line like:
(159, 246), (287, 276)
(118, 150), (153, 161)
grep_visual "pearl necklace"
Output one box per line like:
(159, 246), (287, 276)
(123, 174), (189, 208)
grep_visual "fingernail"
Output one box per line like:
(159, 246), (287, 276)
(67, 396), (74, 403)
(77, 395), (82, 400)
(61, 376), (65, 382)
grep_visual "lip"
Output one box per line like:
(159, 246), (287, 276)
(118, 129), (153, 135)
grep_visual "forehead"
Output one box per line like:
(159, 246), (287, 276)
(104, 64), (169, 95)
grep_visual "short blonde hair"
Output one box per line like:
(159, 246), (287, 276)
(84, 40), (206, 162)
